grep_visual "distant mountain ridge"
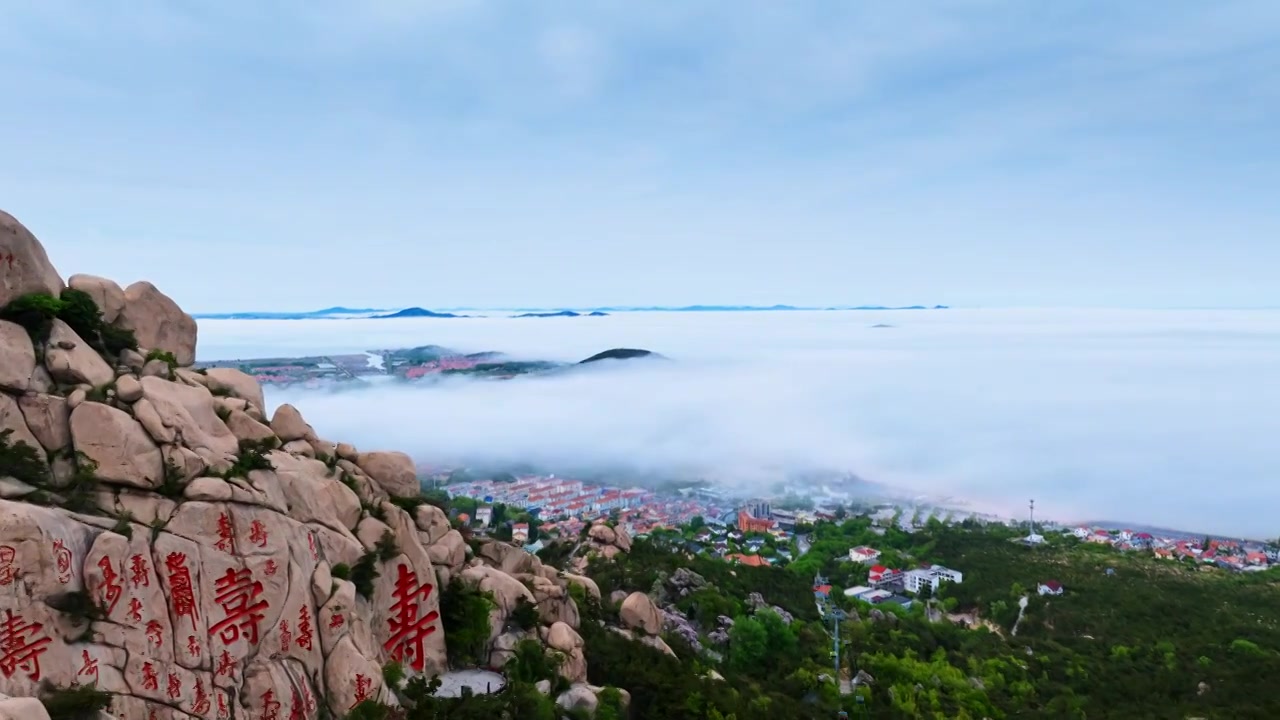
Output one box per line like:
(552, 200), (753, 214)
(193, 304), (949, 319)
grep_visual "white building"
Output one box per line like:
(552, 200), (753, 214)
(849, 546), (882, 564)
(512, 523), (530, 544)
(903, 569), (940, 595)
(475, 507), (493, 527)
(902, 565), (964, 595)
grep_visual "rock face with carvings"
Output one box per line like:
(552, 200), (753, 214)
(0, 210), (631, 719)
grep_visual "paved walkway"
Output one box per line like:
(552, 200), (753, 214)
(433, 670), (507, 698)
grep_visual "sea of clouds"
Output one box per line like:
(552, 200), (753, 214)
(197, 309), (1280, 539)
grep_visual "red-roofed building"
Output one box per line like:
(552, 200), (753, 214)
(869, 565), (900, 586)
(1038, 581), (1064, 596)
(737, 510), (774, 534)
(727, 553), (769, 568)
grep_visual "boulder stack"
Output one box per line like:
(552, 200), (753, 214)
(0, 210), (596, 718)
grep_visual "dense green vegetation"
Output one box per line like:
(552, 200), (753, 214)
(578, 520), (1280, 719)
(0, 289), (137, 354)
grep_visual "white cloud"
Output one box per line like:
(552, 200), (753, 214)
(198, 309), (1280, 538)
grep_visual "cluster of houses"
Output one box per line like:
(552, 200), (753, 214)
(1069, 527), (1275, 572)
(839, 545), (967, 608)
(442, 475), (736, 541)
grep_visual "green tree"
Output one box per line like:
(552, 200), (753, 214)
(728, 615), (769, 673)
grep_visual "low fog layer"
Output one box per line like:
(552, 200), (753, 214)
(199, 310), (1280, 538)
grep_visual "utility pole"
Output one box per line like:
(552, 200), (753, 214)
(1029, 498), (1035, 536)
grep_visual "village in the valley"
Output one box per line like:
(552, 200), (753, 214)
(432, 471), (1279, 612)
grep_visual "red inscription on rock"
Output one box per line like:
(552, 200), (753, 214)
(307, 533), (317, 561)
(187, 635), (201, 657)
(146, 619), (163, 647)
(289, 690), (304, 720)
(215, 513), (236, 554)
(96, 556), (124, 615)
(217, 692), (230, 719)
(78, 649), (99, 683)
(0, 609), (52, 681)
(278, 619), (292, 653)
(167, 673), (182, 700)
(52, 539), (72, 583)
(249, 520), (269, 548)
(0, 546), (16, 586)
(165, 552), (200, 629)
(329, 613), (345, 630)
(296, 606), (314, 651)
(264, 559), (279, 576)
(215, 650), (236, 678)
(351, 673), (373, 708)
(209, 567), (269, 645)
(303, 687), (317, 713)
(128, 597), (143, 624)
(141, 662), (159, 691)
(383, 563), (440, 672)
(261, 689), (282, 720)
(192, 677), (212, 715)
(130, 554), (150, 587)
(1, 253), (16, 270)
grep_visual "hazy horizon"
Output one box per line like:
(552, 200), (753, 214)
(200, 309), (1280, 539)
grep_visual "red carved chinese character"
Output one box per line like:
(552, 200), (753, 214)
(146, 620), (163, 647)
(382, 563), (440, 672)
(192, 677), (212, 715)
(96, 556), (124, 615)
(128, 597), (143, 624)
(187, 635), (201, 657)
(148, 710), (157, 720)
(130, 554), (150, 587)
(215, 513), (236, 554)
(303, 687), (316, 712)
(249, 520), (269, 548)
(215, 650), (236, 678)
(278, 619), (292, 653)
(217, 692), (230, 719)
(264, 559), (279, 576)
(165, 552), (200, 629)
(209, 567), (268, 645)
(289, 690), (305, 720)
(167, 673), (182, 700)
(329, 613), (345, 630)
(261, 689), (282, 720)
(78, 649), (99, 683)
(53, 539), (72, 584)
(307, 533), (317, 561)
(0, 609), (52, 681)
(0, 546), (16, 586)
(141, 662), (159, 691)
(296, 607), (313, 651)
(351, 673), (373, 708)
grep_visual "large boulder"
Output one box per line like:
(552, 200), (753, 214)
(17, 393), (70, 452)
(270, 403), (312, 442)
(0, 210), (64, 307)
(204, 367), (266, 413)
(0, 395), (42, 455)
(620, 592), (663, 635)
(356, 450), (420, 498)
(138, 375), (238, 456)
(44, 319), (114, 387)
(0, 320), (35, 392)
(545, 622), (587, 683)
(67, 273), (126, 324)
(117, 281), (197, 366)
(69, 402), (164, 489)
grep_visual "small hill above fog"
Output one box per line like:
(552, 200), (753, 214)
(375, 307), (463, 319)
(578, 348), (664, 364)
(511, 310), (610, 318)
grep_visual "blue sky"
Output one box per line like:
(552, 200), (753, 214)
(1, 1), (1277, 312)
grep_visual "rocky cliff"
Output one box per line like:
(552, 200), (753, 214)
(0, 211), (611, 719)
